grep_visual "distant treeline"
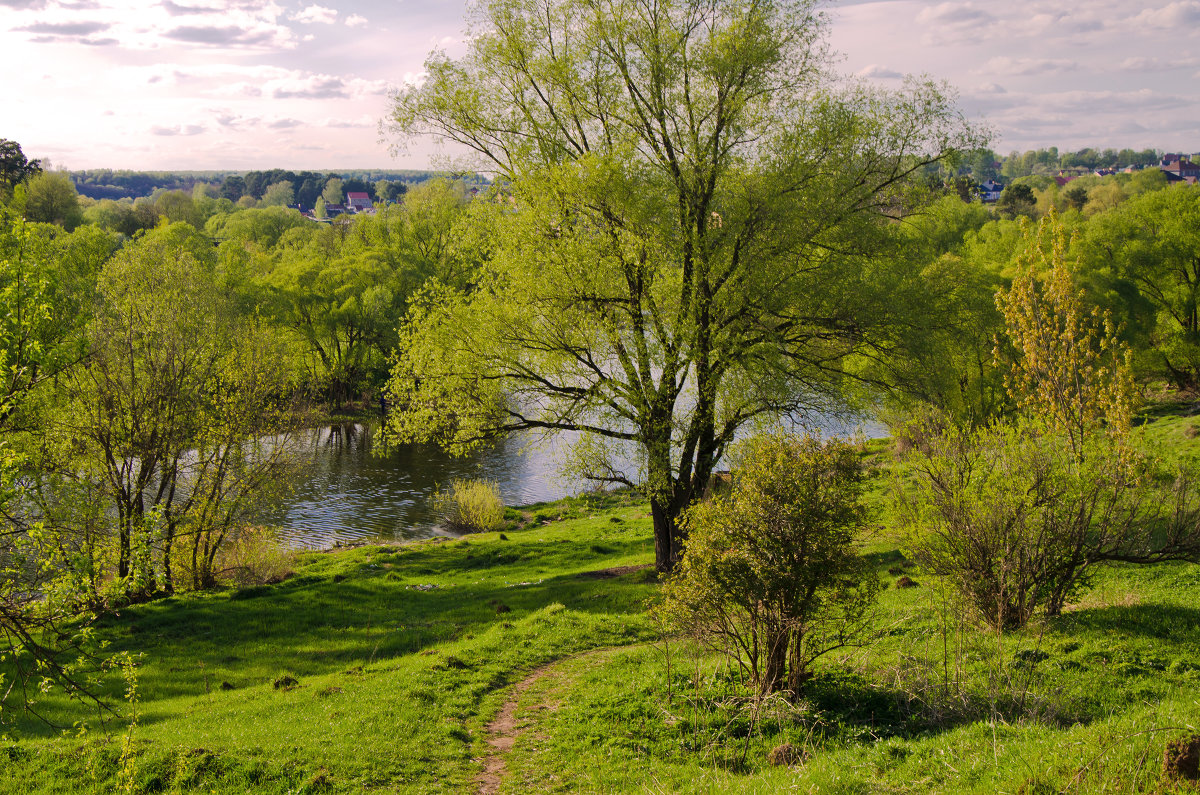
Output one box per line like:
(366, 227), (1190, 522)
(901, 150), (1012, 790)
(71, 168), (489, 203)
(963, 147), (1169, 181)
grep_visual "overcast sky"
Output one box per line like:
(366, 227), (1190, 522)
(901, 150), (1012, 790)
(4, 0), (1198, 170)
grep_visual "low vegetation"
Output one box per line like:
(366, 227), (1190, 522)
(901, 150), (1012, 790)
(433, 479), (506, 534)
(2, 459), (1199, 793)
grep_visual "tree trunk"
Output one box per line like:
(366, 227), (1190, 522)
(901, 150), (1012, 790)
(786, 628), (809, 699)
(760, 629), (789, 696)
(650, 497), (676, 574)
(646, 421), (682, 573)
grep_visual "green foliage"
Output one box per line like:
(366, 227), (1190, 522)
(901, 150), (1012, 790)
(995, 211), (1138, 452)
(2, 484), (1199, 792)
(320, 178), (343, 206)
(385, 0), (978, 573)
(1082, 184), (1200, 390)
(662, 434), (880, 697)
(432, 479), (506, 533)
(261, 181), (294, 208)
(20, 172), (83, 230)
(996, 183), (1036, 220)
(0, 139), (41, 200)
(45, 223), (308, 599)
(901, 214), (1200, 630)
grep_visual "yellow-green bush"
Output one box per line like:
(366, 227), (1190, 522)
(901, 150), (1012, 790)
(433, 479), (505, 533)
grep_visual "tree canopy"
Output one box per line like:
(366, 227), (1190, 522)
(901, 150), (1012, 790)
(383, 0), (977, 571)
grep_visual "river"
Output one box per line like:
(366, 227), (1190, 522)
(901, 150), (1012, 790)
(271, 416), (883, 549)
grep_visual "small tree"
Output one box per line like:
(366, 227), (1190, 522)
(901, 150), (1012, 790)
(994, 210), (1138, 457)
(661, 434), (880, 699)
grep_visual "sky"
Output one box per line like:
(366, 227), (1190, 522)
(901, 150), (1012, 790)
(3, 0), (1198, 171)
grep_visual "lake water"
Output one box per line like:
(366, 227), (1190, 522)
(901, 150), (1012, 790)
(273, 415), (884, 549)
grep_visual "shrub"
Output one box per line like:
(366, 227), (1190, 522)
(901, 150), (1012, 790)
(899, 417), (1200, 630)
(660, 434), (881, 700)
(433, 479), (505, 533)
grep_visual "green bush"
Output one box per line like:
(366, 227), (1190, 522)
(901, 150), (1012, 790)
(433, 479), (506, 533)
(661, 433), (880, 700)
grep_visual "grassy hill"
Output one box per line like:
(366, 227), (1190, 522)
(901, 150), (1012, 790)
(4, 431), (1200, 793)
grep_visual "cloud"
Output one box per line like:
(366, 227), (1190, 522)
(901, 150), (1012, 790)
(1020, 10), (1104, 37)
(293, 4), (336, 24)
(16, 20), (109, 35)
(151, 124), (205, 136)
(270, 75), (348, 99)
(345, 13), (366, 27)
(857, 64), (902, 79)
(916, 2), (994, 25)
(161, 0), (209, 14)
(975, 82), (1008, 94)
(1119, 56), (1199, 71)
(1130, 1), (1200, 28)
(914, 1), (997, 44)
(267, 118), (303, 129)
(322, 116), (373, 128)
(980, 57), (1078, 76)
(266, 73), (388, 100)
(210, 82), (264, 97)
(165, 24), (289, 48)
(208, 108), (258, 129)
(1036, 88), (1180, 114)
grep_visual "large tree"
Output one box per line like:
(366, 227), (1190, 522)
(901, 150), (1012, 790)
(1083, 185), (1200, 391)
(384, 0), (975, 571)
(0, 139), (42, 199)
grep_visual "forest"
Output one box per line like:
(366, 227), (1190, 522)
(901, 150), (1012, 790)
(2, 0), (1200, 791)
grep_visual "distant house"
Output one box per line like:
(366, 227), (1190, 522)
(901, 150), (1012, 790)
(1160, 155), (1200, 182)
(979, 179), (1004, 203)
(1054, 175), (1077, 188)
(346, 192), (373, 213)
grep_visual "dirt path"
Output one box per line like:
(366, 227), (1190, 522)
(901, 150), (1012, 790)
(473, 645), (641, 795)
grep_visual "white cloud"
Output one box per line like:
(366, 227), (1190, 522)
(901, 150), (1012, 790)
(1130, 1), (1200, 29)
(321, 115), (373, 128)
(915, 2), (994, 26)
(345, 13), (366, 27)
(1118, 56), (1199, 72)
(151, 124), (205, 136)
(857, 64), (902, 79)
(979, 57), (1078, 76)
(263, 73), (387, 99)
(293, 4), (336, 24)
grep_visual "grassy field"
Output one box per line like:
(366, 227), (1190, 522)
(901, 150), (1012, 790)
(3, 430), (1200, 793)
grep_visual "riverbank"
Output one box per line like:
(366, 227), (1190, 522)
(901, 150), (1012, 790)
(3, 441), (1200, 793)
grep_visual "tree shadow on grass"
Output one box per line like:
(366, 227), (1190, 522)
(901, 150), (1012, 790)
(1050, 603), (1200, 643)
(69, 558), (657, 704)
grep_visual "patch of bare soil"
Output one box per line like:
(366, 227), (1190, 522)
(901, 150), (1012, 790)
(475, 663), (557, 795)
(577, 563), (654, 580)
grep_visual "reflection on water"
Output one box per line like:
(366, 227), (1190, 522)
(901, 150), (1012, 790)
(273, 415), (885, 550)
(270, 424), (572, 549)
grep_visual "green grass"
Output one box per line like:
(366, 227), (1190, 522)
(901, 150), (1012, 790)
(498, 557), (1200, 793)
(5, 416), (1200, 793)
(0, 499), (658, 793)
